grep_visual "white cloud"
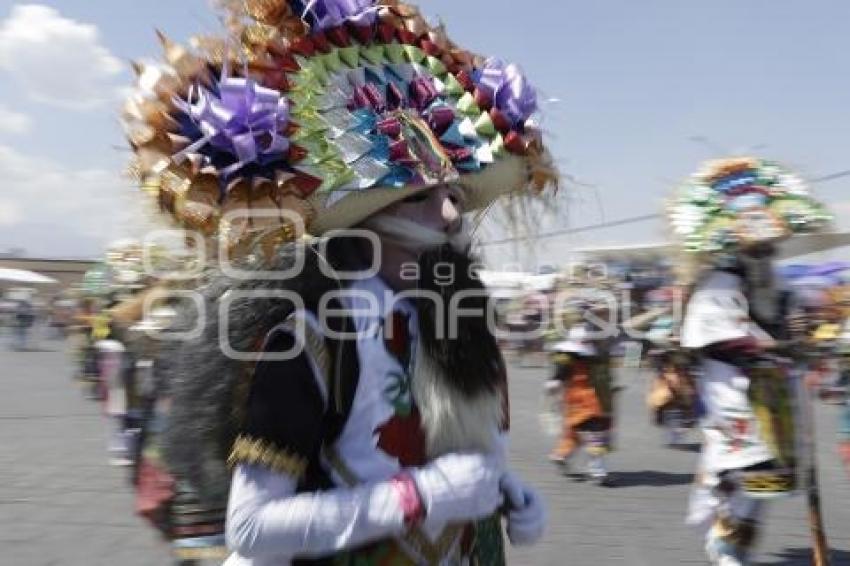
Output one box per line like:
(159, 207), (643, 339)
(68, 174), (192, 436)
(0, 103), (31, 134)
(0, 4), (123, 110)
(0, 144), (148, 258)
(0, 198), (22, 225)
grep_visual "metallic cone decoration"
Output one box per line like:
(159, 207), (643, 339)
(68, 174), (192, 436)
(123, 0), (558, 255)
(669, 157), (831, 254)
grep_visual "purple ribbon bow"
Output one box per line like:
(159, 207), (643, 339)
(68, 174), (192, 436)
(302, 0), (378, 32)
(477, 58), (538, 126)
(174, 76), (290, 177)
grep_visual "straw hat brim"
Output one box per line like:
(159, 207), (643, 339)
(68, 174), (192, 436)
(307, 154), (527, 235)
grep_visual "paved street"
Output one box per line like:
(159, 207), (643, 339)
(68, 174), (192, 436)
(505, 359), (850, 566)
(2, 338), (849, 565)
(0, 334), (174, 565)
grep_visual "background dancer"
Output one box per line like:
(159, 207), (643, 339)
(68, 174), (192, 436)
(672, 157), (831, 565)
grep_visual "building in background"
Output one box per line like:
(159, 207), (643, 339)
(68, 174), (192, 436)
(0, 257), (97, 291)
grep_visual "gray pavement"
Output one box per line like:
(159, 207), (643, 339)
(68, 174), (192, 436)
(0, 337), (173, 565)
(505, 360), (850, 566)
(1, 340), (849, 565)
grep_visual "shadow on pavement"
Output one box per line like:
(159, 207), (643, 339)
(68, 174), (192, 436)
(668, 442), (701, 453)
(609, 470), (694, 488)
(6, 346), (60, 353)
(757, 547), (850, 565)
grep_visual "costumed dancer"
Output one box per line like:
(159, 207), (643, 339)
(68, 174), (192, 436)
(92, 241), (152, 467)
(792, 279), (850, 485)
(780, 266), (840, 397)
(106, 288), (170, 474)
(128, 300), (223, 565)
(547, 316), (616, 485)
(123, 1), (559, 563)
(96, 335), (131, 465)
(12, 295), (36, 351)
(622, 291), (699, 448)
(74, 267), (111, 396)
(781, 267), (850, 486)
(839, 324), (850, 477)
(516, 289), (550, 367)
(669, 157), (831, 565)
(69, 296), (97, 385)
(840, 393), (850, 478)
(645, 317), (698, 447)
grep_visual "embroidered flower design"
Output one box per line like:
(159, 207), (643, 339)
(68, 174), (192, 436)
(374, 310), (426, 466)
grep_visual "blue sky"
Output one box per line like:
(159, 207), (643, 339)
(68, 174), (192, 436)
(0, 0), (848, 261)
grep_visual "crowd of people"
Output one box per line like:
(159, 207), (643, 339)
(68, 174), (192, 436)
(60, 237), (850, 565)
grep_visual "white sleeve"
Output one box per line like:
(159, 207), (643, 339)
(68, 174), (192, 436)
(225, 464), (406, 561)
(682, 272), (749, 349)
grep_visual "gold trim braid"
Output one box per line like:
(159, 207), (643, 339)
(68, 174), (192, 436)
(173, 546), (229, 560)
(740, 471), (796, 494)
(227, 435), (308, 479)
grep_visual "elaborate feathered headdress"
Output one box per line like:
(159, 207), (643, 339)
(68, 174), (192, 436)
(669, 156), (831, 255)
(124, 0), (558, 255)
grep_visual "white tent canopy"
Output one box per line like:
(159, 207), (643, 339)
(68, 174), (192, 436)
(0, 268), (58, 285)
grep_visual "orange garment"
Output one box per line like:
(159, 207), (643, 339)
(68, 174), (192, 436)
(552, 358), (607, 459)
(648, 367), (696, 410)
(841, 441), (850, 477)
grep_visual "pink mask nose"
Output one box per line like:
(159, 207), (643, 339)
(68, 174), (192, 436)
(442, 198), (461, 231)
